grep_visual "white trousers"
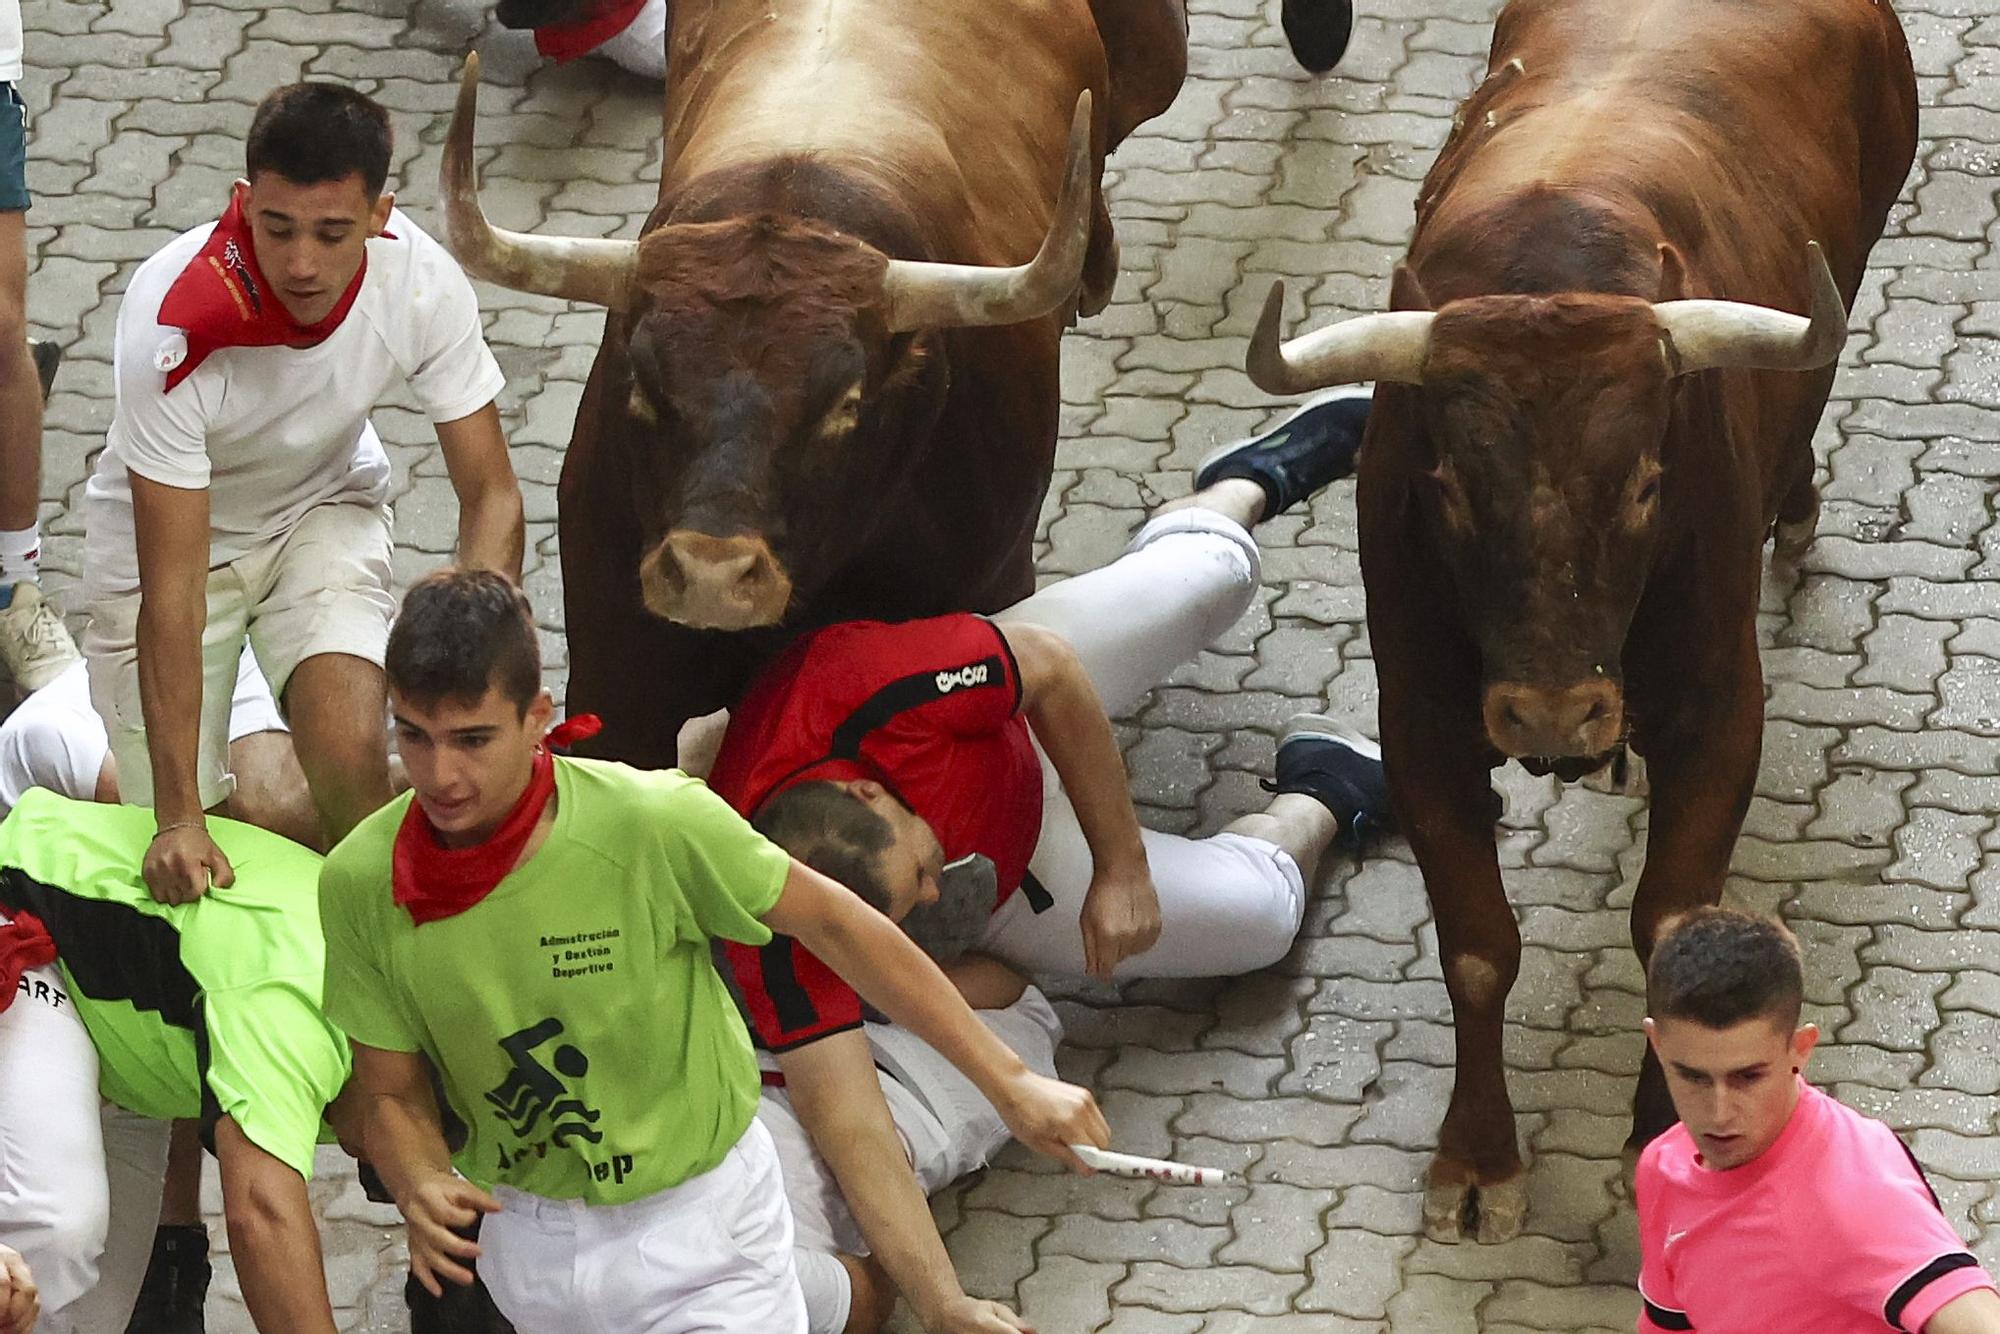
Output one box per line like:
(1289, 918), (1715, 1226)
(757, 990), (1064, 1334)
(0, 962), (171, 1334)
(985, 509), (1308, 979)
(595, 0), (667, 78)
(480, 1118), (807, 1334)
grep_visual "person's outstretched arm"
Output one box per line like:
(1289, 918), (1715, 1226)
(434, 402), (524, 581)
(997, 619), (1159, 978)
(762, 859), (1107, 1169)
(779, 1032), (1035, 1333)
(214, 1117), (337, 1334)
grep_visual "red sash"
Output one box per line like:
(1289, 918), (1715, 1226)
(0, 911), (56, 1014)
(155, 192), (377, 394)
(389, 714), (602, 925)
(534, 0), (649, 61)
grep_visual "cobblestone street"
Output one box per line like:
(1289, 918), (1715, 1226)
(14, 0), (2000, 1328)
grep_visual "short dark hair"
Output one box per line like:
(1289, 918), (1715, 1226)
(246, 83), (393, 197)
(1647, 907), (1804, 1031)
(386, 569), (541, 714)
(752, 782), (896, 912)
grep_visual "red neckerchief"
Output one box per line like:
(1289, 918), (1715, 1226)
(389, 715), (603, 926)
(0, 911), (56, 1014)
(156, 192), (384, 394)
(534, 0), (648, 60)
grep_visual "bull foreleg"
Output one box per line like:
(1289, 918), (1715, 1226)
(1386, 717), (1527, 1244)
(1624, 635), (1764, 1151)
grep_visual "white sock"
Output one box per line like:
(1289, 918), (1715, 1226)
(0, 526), (38, 587)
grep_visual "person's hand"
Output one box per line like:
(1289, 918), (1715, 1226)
(142, 824), (234, 905)
(0, 1244), (38, 1334)
(398, 1170), (501, 1296)
(1078, 861), (1161, 981)
(992, 1069), (1109, 1173)
(925, 1294), (1037, 1333)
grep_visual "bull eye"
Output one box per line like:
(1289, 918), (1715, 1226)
(1636, 475), (1661, 505)
(815, 383), (865, 442)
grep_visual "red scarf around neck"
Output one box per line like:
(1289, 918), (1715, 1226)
(155, 191), (378, 394)
(534, 0), (649, 61)
(0, 911), (56, 1014)
(389, 714), (602, 926)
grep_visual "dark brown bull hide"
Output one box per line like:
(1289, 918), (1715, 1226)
(449, 0), (1188, 767)
(1245, 0), (1916, 1243)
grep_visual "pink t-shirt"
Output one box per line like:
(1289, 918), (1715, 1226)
(1636, 1082), (1994, 1333)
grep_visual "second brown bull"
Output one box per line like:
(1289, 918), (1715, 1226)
(441, 0), (1189, 767)
(1246, 0), (1917, 1244)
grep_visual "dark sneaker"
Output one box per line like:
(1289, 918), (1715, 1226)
(123, 1224), (210, 1334)
(1282, 0), (1356, 74)
(1194, 385), (1370, 520)
(1264, 713), (1392, 849)
(29, 337), (59, 404)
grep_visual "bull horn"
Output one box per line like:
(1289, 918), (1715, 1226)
(1244, 280), (1433, 394)
(877, 90), (1095, 333)
(1653, 241), (1846, 376)
(442, 52), (638, 309)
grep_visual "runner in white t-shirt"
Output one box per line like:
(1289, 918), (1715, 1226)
(79, 81), (524, 908)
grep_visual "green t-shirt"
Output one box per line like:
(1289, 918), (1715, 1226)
(319, 757), (791, 1206)
(0, 788), (351, 1179)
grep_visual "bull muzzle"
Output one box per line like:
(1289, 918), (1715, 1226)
(1482, 679), (1623, 760)
(641, 532), (794, 630)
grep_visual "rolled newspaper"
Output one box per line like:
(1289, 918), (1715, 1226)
(1070, 1144), (1246, 1187)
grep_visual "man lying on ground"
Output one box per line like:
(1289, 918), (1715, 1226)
(1638, 907), (2000, 1334)
(705, 388), (1389, 1330)
(0, 791), (356, 1334)
(320, 570), (1111, 1334)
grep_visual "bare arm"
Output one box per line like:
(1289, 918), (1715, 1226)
(761, 860), (1108, 1169)
(130, 473), (233, 902)
(213, 1117), (337, 1334)
(348, 1042), (499, 1296)
(996, 620), (1157, 978)
(434, 402), (524, 580)
(780, 1034), (1032, 1332)
(1927, 1289), (2000, 1334)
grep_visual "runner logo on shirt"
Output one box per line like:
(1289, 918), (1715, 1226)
(934, 662), (991, 694)
(485, 1017), (604, 1152)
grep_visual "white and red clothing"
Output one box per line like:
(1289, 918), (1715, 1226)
(715, 508), (1311, 1051)
(80, 207), (504, 809)
(1637, 1081), (1997, 1333)
(757, 988), (1063, 1334)
(533, 0), (667, 80)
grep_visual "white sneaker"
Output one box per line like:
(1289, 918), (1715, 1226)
(0, 579), (81, 692)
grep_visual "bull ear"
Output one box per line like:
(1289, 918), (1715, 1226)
(1656, 242), (1689, 302)
(1389, 263), (1432, 313)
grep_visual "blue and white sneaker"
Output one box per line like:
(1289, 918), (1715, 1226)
(1194, 385), (1371, 521)
(1264, 712), (1392, 850)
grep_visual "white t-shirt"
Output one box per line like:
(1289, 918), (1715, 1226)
(0, 0), (22, 86)
(82, 207), (505, 595)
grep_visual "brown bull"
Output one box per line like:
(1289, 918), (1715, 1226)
(443, 0), (1187, 766)
(1247, 0), (1916, 1242)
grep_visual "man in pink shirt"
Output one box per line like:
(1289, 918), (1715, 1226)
(1637, 908), (2000, 1334)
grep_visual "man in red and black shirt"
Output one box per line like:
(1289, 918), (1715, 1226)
(705, 387), (1390, 1333)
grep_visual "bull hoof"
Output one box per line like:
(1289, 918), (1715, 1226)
(1423, 1159), (1528, 1244)
(1773, 492), (1819, 564)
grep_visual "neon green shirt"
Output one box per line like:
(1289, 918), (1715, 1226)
(319, 758), (792, 1205)
(0, 789), (350, 1179)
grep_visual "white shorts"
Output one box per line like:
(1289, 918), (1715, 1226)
(0, 961), (171, 1333)
(480, 1118), (806, 1334)
(83, 502), (391, 810)
(0, 649), (284, 818)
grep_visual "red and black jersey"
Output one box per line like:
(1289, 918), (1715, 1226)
(710, 614), (1044, 1049)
